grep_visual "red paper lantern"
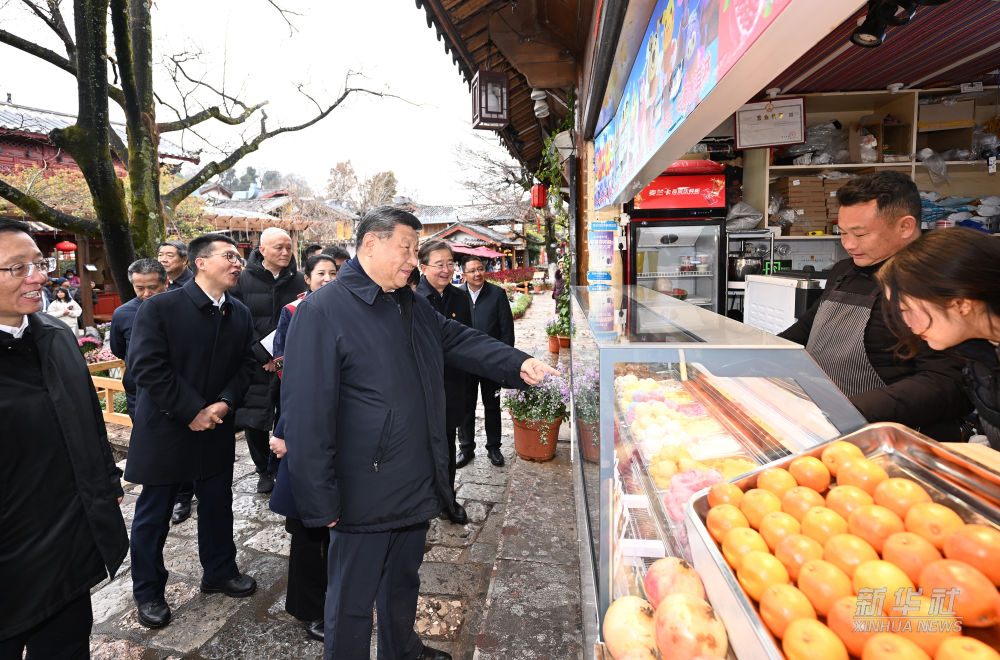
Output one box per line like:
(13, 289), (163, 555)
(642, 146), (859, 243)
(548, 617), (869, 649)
(531, 184), (547, 209)
(55, 240), (78, 251)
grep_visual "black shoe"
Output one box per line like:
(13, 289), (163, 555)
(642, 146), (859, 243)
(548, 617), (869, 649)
(304, 619), (324, 642)
(200, 573), (257, 598)
(170, 500), (191, 524)
(418, 646), (452, 660)
(487, 448), (505, 467)
(447, 502), (468, 525)
(256, 473), (275, 494)
(136, 599), (171, 628)
(455, 450), (474, 469)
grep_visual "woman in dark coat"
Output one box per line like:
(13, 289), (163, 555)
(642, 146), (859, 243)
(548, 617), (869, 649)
(879, 227), (1000, 448)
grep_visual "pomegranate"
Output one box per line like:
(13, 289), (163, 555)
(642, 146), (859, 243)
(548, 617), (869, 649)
(654, 593), (728, 659)
(603, 596), (658, 659)
(643, 556), (706, 608)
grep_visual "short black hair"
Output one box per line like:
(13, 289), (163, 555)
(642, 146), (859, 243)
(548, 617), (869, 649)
(836, 171), (921, 223)
(0, 218), (31, 237)
(127, 258), (167, 283)
(157, 240), (188, 259)
(303, 244), (322, 256)
(418, 239), (453, 265)
(64, 268), (76, 277)
(355, 206), (421, 251)
(461, 255), (485, 269)
(187, 233), (238, 275)
(321, 245), (351, 261)
(304, 253), (337, 278)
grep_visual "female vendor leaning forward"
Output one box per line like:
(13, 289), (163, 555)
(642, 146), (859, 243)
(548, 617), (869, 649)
(878, 226), (1000, 448)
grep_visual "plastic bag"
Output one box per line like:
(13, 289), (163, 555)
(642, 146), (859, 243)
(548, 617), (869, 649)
(777, 120), (848, 164)
(917, 147), (950, 185)
(725, 202), (764, 231)
(973, 129), (999, 159)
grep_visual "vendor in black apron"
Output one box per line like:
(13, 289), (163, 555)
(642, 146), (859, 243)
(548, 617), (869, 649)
(779, 171), (970, 442)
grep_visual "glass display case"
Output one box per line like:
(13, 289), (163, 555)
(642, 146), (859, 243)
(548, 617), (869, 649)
(569, 285), (868, 634)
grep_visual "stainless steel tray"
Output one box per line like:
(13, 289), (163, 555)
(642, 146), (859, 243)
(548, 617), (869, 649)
(683, 422), (1000, 660)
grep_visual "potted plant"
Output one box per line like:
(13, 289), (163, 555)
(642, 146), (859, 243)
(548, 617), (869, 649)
(573, 366), (601, 463)
(554, 249), (572, 347)
(502, 371), (569, 462)
(545, 316), (560, 353)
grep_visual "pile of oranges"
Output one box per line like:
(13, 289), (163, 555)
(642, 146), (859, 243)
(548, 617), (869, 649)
(704, 441), (1000, 660)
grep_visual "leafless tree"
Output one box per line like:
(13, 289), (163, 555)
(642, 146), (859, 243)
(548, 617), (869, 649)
(357, 170), (397, 214)
(325, 161), (359, 204)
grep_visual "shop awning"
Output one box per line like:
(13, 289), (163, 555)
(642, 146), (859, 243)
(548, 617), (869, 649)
(471, 246), (503, 258)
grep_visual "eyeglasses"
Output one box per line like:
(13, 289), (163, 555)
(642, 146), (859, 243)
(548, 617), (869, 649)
(206, 252), (246, 267)
(0, 257), (56, 279)
(425, 261), (456, 271)
(465, 267), (486, 274)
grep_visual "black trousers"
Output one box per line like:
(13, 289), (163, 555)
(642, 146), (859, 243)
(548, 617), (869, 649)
(245, 427), (279, 476)
(0, 592), (91, 660)
(175, 480), (195, 506)
(459, 377), (502, 452)
(324, 522), (428, 660)
(285, 518), (329, 622)
(130, 467), (239, 603)
(447, 427), (458, 493)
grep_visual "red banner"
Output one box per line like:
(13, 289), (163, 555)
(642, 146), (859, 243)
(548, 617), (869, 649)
(633, 174), (726, 209)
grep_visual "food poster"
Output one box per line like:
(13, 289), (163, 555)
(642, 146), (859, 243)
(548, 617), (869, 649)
(593, 0), (790, 210)
(587, 220), (617, 286)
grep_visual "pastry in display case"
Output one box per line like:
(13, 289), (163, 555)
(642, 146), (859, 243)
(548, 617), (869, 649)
(570, 285), (868, 658)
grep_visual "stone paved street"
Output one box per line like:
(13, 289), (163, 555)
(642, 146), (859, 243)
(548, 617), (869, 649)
(89, 287), (583, 659)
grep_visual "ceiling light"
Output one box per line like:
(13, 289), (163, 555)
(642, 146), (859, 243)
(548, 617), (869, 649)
(851, 3), (888, 48)
(533, 99), (550, 118)
(530, 89), (547, 101)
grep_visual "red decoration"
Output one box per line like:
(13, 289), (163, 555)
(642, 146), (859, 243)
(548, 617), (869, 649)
(531, 184), (547, 209)
(55, 240), (78, 251)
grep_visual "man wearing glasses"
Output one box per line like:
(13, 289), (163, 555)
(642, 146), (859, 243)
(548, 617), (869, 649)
(125, 233), (258, 629)
(157, 240), (193, 289)
(0, 219), (128, 657)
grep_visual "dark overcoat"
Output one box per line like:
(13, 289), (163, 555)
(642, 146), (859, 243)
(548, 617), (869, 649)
(231, 248), (307, 431)
(417, 276), (473, 427)
(109, 295), (141, 414)
(124, 279), (256, 485)
(459, 280), (515, 346)
(281, 260), (531, 531)
(25, 313), (129, 576)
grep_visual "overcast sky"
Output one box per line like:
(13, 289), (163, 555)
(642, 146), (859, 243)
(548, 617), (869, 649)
(0, 0), (519, 203)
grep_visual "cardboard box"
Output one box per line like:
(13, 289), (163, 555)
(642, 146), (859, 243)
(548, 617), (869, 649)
(917, 100), (975, 132)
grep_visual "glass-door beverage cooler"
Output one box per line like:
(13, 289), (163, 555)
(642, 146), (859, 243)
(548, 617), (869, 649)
(626, 163), (728, 314)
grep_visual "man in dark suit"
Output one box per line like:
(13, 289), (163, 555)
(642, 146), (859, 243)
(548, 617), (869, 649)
(126, 233), (258, 629)
(282, 207), (556, 659)
(416, 239), (473, 525)
(0, 219), (128, 657)
(109, 258), (168, 416)
(458, 255), (515, 468)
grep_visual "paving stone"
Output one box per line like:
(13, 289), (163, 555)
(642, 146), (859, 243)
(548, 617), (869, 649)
(456, 483), (506, 503)
(198, 606), (322, 659)
(415, 596), (464, 641)
(244, 525), (291, 556)
(426, 517), (477, 548)
(463, 500), (491, 524)
(420, 562), (489, 597)
(424, 546), (463, 562)
(90, 636), (146, 660)
(232, 517), (265, 544)
(233, 473), (261, 494)
(467, 542), (498, 565)
(116, 581), (200, 633)
(241, 553), (290, 593)
(458, 465), (509, 487)
(91, 572), (134, 625)
(231, 493), (284, 524)
(149, 589), (246, 654)
(476, 510), (504, 547)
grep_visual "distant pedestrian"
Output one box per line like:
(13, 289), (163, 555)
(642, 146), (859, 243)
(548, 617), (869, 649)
(552, 267), (564, 312)
(458, 255), (515, 468)
(46, 286), (82, 332)
(126, 233), (258, 629)
(321, 244), (351, 269)
(64, 268), (80, 287)
(302, 244), (323, 263)
(0, 218), (128, 657)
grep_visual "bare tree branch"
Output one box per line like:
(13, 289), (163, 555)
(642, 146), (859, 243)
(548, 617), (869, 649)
(157, 101), (268, 133)
(0, 178), (101, 236)
(20, 0), (76, 59)
(169, 53), (251, 113)
(264, 0), (301, 37)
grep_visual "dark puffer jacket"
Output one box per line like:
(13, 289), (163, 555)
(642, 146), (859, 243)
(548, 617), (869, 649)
(955, 340), (1000, 448)
(231, 248), (307, 431)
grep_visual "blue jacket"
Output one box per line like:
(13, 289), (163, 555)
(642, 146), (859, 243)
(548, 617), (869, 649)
(109, 296), (142, 415)
(279, 259), (530, 530)
(124, 279), (256, 485)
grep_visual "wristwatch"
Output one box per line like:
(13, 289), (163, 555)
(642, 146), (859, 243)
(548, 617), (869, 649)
(217, 397), (233, 411)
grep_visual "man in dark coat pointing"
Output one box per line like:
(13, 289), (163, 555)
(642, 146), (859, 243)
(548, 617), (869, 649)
(126, 233), (258, 629)
(282, 207), (556, 660)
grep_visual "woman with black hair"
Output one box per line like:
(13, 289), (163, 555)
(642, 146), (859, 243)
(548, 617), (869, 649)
(45, 287), (82, 332)
(878, 227), (1000, 447)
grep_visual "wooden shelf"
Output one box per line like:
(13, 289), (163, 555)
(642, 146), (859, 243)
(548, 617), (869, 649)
(769, 162), (914, 171)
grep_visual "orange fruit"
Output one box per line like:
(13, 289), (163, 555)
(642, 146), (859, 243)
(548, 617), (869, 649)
(798, 559), (853, 616)
(905, 502), (965, 551)
(821, 441), (865, 477)
(934, 636), (1000, 660)
(849, 504), (905, 554)
(801, 506), (849, 546)
(775, 534), (824, 581)
(740, 488), (783, 529)
(759, 510), (801, 551)
(737, 550), (790, 601)
(758, 583), (816, 639)
(826, 484), (875, 520)
(918, 559), (1000, 628)
(706, 503), (750, 544)
(707, 481), (744, 508)
(836, 458), (889, 495)
(854, 560), (914, 612)
(885, 595), (959, 656)
(783, 619), (848, 660)
(882, 532), (942, 585)
(824, 533), (879, 578)
(943, 524), (1000, 586)
(862, 633), (931, 660)
(827, 595), (877, 657)
(757, 467), (799, 499)
(721, 526), (768, 570)
(782, 486), (827, 522)
(789, 456), (832, 493)
(873, 477), (932, 519)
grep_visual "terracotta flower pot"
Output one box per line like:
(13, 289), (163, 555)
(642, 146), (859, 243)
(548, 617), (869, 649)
(558, 336), (570, 348)
(547, 335), (560, 353)
(578, 421), (600, 463)
(510, 413), (560, 461)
